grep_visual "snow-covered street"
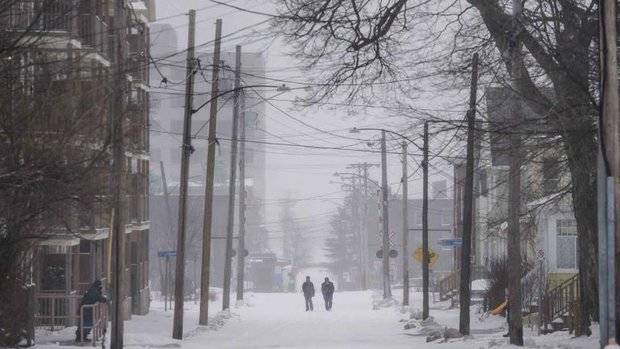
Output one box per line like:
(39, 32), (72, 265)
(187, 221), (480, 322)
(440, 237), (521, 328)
(33, 290), (599, 349)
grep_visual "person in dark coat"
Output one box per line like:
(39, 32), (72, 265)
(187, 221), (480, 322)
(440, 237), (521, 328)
(76, 280), (107, 342)
(301, 276), (315, 311)
(321, 277), (335, 311)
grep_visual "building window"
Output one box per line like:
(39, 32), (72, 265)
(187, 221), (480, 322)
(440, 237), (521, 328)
(556, 219), (577, 269)
(40, 251), (66, 291)
(543, 160), (560, 195)
(440, 212), (452, 226)
(168, 148), (181, 164)
(479, 169), (488, 196)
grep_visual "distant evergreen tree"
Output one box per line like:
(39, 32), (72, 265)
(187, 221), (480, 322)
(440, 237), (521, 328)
(324, 200), (359, 287)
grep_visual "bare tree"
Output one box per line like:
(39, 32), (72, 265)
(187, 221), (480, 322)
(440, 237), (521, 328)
(273, 0), (599, 334)
(0, 1), (122, 344)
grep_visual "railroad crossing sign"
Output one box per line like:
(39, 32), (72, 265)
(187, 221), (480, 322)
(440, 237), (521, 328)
(414, 247), (438, 266)
(376, 249), (398, 259)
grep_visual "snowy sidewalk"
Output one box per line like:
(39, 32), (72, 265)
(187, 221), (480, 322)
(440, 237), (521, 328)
(33, 290), (599, 348)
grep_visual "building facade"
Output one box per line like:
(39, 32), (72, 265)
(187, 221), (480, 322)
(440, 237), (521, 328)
(0, 0), (153, 332)
(149, 26), (269, 291)
(451, 87), (578, 283)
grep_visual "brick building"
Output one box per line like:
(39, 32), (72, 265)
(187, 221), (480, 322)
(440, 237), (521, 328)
(0, 0), (154, 330)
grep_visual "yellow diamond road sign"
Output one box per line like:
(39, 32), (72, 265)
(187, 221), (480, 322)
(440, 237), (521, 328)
(414, 246), (438, 266)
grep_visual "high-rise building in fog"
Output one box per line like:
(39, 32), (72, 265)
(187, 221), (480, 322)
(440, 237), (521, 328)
(432, 180), (448, 199)
(149, 25), (268, 289)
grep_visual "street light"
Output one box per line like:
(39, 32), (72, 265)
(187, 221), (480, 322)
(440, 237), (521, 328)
(191, 83), (307, 115)
(221, 81), (306, 310)
(197, 78), (305, 323)
(349, 128), (393, 299)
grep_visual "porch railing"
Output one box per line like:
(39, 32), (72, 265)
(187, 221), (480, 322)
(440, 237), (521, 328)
(34, 292), (80, 330)
(438, 265), (488, 301)
(541, 273), (580, 333)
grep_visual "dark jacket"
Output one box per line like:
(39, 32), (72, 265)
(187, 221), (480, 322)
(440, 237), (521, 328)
(302, 281), (315, 297)
(321, 281), (335, 296)
(81, 281), (107, 306)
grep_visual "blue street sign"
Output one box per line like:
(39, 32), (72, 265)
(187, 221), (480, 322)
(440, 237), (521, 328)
(438, 238), (463, 248)
(158, 250), (177, 258)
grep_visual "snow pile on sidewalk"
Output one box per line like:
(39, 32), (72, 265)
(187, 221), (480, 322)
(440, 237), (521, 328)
(371, 292), (400, 309)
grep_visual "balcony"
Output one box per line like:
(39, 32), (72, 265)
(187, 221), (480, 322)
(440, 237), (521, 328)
(78, 14), (109, 57)
(2, 0), (72, 32)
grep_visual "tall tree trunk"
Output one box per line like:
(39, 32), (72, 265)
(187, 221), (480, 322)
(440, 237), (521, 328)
(561, 113), (599, 332)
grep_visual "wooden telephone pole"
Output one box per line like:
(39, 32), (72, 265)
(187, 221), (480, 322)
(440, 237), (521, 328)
(236, 92), (247, 302)
(222, 45), (242, 310)
(172, 9), (196, 340)
(199, 18), (223, 325)
(110, 0), (127, 347)
(422, 122), (429, 319)
(401, 142), (410, 306)
(508, 0), (524, 343)
(346, 163), (376, 290)
(380, 130), (392, 299)
(599, 0), (619, 346)
(458, 52), (479, 336)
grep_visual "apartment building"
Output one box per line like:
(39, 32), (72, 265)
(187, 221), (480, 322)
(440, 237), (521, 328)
(0, 0), (153, 331)
(452, 87), (578, 280)
(149, 24), (269, 290)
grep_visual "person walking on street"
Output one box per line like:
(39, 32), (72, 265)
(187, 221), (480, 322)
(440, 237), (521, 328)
(302, 276), (315, 311)
(321, 277), (335, 311)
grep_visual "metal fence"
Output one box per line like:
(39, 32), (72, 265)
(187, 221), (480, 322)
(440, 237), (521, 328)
(79, 302), (108, 346)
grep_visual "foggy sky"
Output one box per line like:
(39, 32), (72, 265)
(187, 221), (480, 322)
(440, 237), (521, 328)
(152, 0), (464, 260)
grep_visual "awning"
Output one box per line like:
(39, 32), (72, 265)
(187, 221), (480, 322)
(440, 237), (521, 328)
(39, 234), (80, 247)
(79, 227), (110, 240)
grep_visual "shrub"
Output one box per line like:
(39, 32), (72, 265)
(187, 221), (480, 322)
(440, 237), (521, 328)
(484, 257), (530, 312)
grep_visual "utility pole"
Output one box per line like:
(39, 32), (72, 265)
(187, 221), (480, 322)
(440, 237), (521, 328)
(172, 9), (196, 340)
(223, 45), (242, 310)
(361, 165), (370, 290)
(110, 0), (127, 347)
(236, 91), (247, 302)
(380, 130), (392, 299)
(346, 163), (376, 290)
(159, 161), (173, 303)
(199, 18), (223, 326)
(508, 0), (524, 343)
(159, 161), (174, 228)
(422, 122), (429, 319)
(401, 142), (410, 306)
(351, 175), (361, 288)
(599, 0), (618, 346)
(459, 52), (479, 336)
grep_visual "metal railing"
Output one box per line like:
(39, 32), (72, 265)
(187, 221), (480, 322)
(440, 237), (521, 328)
(3, 1), (72, 31)
(438, 265), (488, 301)
(79, 302), (108, 346)
(541, 273), (580, 333)
(438, 270), (458, 301)
(34, 292), (81, 330)
(520, 261), (545, 314)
